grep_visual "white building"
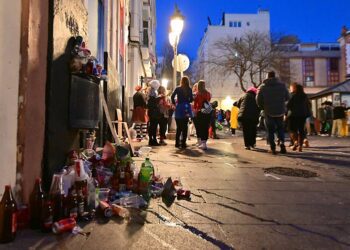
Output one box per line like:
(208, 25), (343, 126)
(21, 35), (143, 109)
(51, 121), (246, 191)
(197, 10), (270, 109)
(127, 0), (157, 121)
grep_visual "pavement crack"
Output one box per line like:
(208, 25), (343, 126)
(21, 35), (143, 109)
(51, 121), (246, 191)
(218, 203), (350, 247)
(198, 189), (255, 207)
(174, 202), (224, 225)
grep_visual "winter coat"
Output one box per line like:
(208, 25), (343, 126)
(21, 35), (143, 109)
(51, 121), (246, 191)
(230, 106), (239, 129)
(238, 91), (260, 123)
(171, 87), (193, 119)
(333, 106), (347, 120)
(287, 93), (311, 118)
(147, 96), (161, 119)
(256, 77), (290, 117)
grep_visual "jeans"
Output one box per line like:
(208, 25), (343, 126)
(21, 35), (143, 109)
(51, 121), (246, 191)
(175, 118), (189, 145)
(195, 112), (211, 141)
(159, 116), (168, 139)
(265, 116), (285, 149)
(148, 118), (159, 142)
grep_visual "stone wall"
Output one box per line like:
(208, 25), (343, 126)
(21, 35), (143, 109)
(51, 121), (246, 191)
(44, 0), (88, 189)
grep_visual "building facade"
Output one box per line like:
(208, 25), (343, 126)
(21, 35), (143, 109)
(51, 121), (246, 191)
(278, 43), (341, 94)
(197, 10), (270, 108)
(127, 0), (157, 121)
(0, 0), (135, 202)
(338, 27), (350, 82)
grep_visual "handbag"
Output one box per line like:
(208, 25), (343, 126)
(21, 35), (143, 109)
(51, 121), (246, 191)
(201, 101), (213, 114)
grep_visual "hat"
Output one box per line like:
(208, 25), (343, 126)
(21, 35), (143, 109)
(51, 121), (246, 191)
(149, 80), (160, 90)
(135, 85), (142, 91)
(246, 87), (257, 95)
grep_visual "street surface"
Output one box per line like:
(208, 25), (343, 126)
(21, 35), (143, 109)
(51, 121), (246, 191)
(3, 131), (350, 250)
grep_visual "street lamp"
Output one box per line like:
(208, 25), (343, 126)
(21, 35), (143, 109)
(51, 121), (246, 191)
(169, 5), (184, 91)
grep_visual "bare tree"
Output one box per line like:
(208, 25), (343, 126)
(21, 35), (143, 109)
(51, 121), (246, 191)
(201, 32), (290, 92)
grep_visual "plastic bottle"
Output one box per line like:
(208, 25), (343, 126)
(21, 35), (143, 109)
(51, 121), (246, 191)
(138, 158), (154, 200)
(0, 185), (17, 243)
(30, 178), (46, 229)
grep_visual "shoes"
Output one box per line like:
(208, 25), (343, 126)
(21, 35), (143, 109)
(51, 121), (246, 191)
(159, 140), (167, 146)
(199, 141), (208, 150)
(270, 147), (277, 155)
(181, 143), (187, 149)
(175, 143), (181, 148)
(149, 140), (160, 146)
(280, 144), (287, 154)
(245, 146), (251, 150)
(303, 139), (309, 148)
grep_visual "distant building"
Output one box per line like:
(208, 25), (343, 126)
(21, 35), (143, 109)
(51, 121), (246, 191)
(277, 42), (341, 95)
(197, 10), (270, 108)
(127, 0), (157, 121)
(338, 26), (350, 81)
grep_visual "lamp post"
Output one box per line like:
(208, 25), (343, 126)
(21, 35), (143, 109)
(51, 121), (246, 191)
(169, 5), (184, 91)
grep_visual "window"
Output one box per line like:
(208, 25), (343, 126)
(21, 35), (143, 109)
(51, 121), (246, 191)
(280, 59), (290, 83)
(143, 21), (149, 46)
(328, 58), (339, 85)
(303, 58), (315, 87)
(229, 21), (241, 28)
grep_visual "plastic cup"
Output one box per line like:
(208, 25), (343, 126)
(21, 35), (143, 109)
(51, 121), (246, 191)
(97, 188), (110, 201)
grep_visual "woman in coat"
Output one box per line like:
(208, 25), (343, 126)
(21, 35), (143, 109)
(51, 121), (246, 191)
(230, 102), (239, 136)
(287, 83), (311, 152)
(237, 87), (260, 150)
(171, 76), (193, 149)
(193, 80), (212, 150)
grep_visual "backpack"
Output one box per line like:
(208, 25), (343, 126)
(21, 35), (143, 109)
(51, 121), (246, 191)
(201, 101), (213, 114)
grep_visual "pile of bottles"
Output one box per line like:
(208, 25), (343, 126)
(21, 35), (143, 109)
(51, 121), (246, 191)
(0, 151), (158, 243)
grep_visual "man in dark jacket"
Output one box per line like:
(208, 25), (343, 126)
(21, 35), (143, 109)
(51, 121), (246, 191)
(256, 71), (290, 154)
(332, 103), (347, 137)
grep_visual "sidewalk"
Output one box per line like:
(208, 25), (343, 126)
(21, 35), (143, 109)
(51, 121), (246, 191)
(3, 132), (350, 249)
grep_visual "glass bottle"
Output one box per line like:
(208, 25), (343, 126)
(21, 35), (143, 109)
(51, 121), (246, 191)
(0, 185), (17, 243)
(49, 174), (65, 222)
(40, 201), (53, 233)
(30, 178), (46, 229)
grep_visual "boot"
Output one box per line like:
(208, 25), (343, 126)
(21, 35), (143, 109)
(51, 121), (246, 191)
(159, 136), (167, 146)
(297, 135), (303, 152)
(303, 139), (309, 148)
(199, 140), (207, 150)
(291, 133), (298, 151)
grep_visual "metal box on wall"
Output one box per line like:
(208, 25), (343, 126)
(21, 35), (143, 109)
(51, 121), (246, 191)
(69, 74), (100, 129)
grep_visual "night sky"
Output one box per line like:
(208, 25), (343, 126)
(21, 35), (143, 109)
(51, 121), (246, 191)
(156, 0), (350, 60)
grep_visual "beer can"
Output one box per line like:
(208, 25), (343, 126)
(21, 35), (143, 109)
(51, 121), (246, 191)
(99, 201), (113, 218)
(52, 218), (77, 234)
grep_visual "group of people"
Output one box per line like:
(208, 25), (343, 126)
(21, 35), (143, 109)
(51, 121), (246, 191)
(234, 71), (312, 154)
(132, 71), (348, 155)
(318, 101), (349, 137)
(131, 76), (214, 150)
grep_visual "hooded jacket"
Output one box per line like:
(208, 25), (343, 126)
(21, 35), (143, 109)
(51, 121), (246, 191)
(238, 91), (260, 122)
(256, 77), (290, 117)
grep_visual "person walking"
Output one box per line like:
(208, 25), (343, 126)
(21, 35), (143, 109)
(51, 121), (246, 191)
(237, 87), (260, 149)
(158, 86), (172, 145)
(210, 101), (219, 139)
(193, 80), (212, 150)
(332, 103), (347, 137)
(147, 80), (161, 146)
(230, 102), (239, 136)
(131, 85), (148, 140)
(256, 71), (290, 154)
(171, 76), (193, 149)
(286, 83), (311, 152)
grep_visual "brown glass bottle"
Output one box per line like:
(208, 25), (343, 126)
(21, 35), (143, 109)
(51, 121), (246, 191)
(0, 185), (17, 243)
(30, 178), (46, 229)
(40, 201), (53, 233)
(77, 188), (85, 219)
(49, 174), (65, 222)
(67, 190), (78, 219)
